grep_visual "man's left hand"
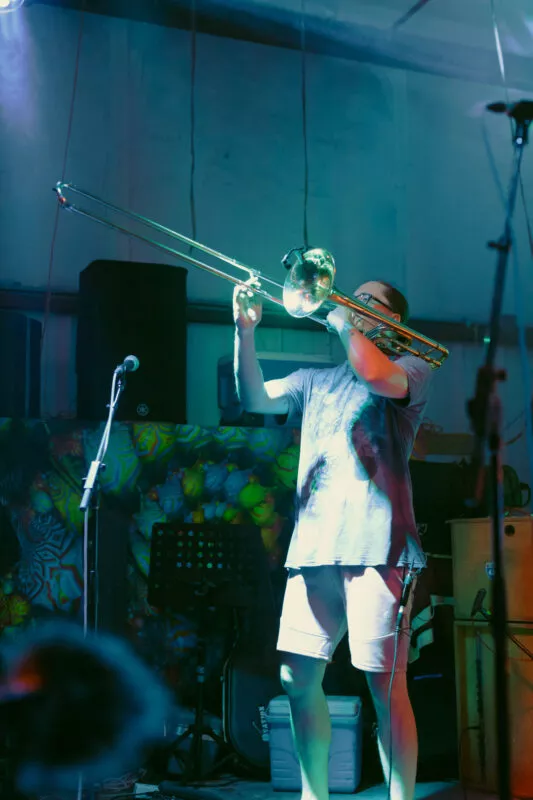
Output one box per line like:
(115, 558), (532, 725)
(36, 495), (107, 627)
(326, 307), (352, 335)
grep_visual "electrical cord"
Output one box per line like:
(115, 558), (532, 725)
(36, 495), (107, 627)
(300, 0), (309, 250)
(386, 624), (401, 800)
(457, 724), (479, 800)
(386, 567), (417, 800)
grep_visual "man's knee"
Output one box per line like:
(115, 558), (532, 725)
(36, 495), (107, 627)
(366, 670), (408, 714)
(279, 653), (326, 700)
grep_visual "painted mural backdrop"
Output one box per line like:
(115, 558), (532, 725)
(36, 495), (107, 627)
(0, 417), (448, 679)
(0, 418), (300, 656)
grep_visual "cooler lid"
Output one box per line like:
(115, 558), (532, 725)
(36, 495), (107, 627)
(267, 695), (361, 719)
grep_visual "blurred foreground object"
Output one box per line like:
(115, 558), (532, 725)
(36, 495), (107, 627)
(0, 622), (168, 794)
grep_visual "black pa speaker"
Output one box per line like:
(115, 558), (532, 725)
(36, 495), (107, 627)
(76, 260), (187, 422)
(0, 311), (41, 417)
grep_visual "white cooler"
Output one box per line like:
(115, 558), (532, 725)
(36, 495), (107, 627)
(266, 695), (363, 793)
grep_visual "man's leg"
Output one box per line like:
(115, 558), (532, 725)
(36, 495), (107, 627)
(280, 653), (329, 800)
(277, 567), (346, 800)
(365, 669), (417, 800)
(343, 566), (418, 800)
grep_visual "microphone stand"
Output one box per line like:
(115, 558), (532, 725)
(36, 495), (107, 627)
(77, 368), (126, 800)
(466, 101), (533, 800)
(80, 368), (126, 633)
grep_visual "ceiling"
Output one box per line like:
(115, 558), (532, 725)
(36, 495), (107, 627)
(30, 0), (533, 90)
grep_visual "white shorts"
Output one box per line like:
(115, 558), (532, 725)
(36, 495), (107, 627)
(277, 565), (415, 673)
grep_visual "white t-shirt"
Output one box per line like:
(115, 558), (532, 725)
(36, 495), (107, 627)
(265, 356), (433, 569)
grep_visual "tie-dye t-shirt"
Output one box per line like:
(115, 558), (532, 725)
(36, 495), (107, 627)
(266, 356), (432, 569)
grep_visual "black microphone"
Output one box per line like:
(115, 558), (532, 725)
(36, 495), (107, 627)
(395, 570), (417, 631)
(470, 588), (487, 618)
(487, 99), (533, 122)
(114, 355), (140, 375)
(281, 246), (306, 271)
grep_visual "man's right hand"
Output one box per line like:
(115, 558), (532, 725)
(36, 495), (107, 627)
(233, 279), (262, 332)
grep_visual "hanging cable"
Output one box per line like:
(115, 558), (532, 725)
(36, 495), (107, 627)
(486, 0), (533, 491)
(188, 0), (197, 253)
(300, 0), (309, 250)
(41, 6), (85, 413)
(391, 0), (434, 30)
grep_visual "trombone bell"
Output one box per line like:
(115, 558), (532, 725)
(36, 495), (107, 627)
(280, 246), (449, 368)
(282, 247), (336, 318)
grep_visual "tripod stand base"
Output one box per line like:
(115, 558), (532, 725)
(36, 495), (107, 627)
(170, 722), (231, 782)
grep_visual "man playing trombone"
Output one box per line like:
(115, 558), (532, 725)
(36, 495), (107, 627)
(233, 278), (433, 800)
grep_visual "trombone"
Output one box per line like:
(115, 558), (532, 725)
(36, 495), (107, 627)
(54, 182), (449, 368)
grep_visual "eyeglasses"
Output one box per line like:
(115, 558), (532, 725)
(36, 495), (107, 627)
(354, 292), (393, 312)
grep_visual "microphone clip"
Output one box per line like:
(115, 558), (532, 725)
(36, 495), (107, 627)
(395, 568), (420, 632)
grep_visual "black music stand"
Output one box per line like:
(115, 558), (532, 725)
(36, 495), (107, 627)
(147, 522), (273, 791)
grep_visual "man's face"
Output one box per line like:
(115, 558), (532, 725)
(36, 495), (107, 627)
(350, 281), (401, 333)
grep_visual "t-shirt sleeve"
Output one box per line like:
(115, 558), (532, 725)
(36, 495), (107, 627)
(264, 368), (309, 426)
(394, 355), (433, 410)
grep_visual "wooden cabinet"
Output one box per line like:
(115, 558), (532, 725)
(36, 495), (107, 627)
(453, 621), (533, 797)
(450, 517), (533, 796)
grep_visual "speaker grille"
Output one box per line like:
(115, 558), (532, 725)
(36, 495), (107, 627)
(76, 260), (187, 422)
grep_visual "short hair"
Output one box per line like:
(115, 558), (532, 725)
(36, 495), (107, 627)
(377, 281), (409, 323)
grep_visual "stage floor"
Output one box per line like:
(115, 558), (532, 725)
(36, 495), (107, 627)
(133, 780), (492, 800)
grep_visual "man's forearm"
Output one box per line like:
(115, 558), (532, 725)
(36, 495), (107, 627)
(234, 329), (269, 410)
(338, 325), (393, 381)
(338, 325), (408, 397)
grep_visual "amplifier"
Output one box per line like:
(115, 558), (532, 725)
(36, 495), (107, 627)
(222, 645), (281, 773)
(450, 516), (533, 622)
